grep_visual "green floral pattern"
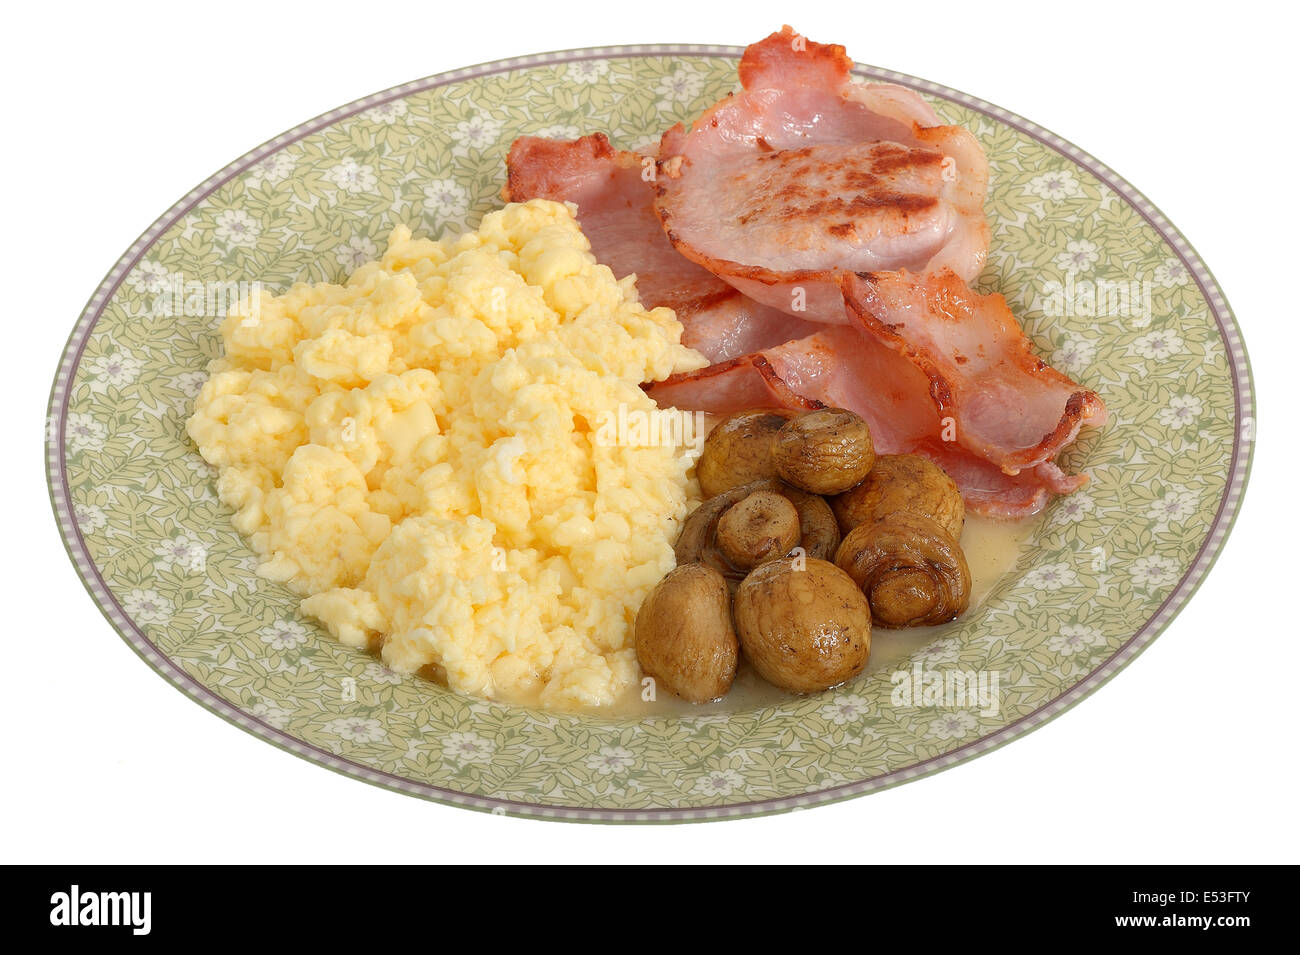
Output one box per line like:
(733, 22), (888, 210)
(47, 48), (1252, 820)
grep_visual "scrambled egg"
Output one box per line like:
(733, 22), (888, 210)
(188, 200), (708, 708)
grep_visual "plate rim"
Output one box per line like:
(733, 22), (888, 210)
(45, 41), (1256, 823)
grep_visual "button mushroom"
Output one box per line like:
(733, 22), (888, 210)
(830, 453), (964, 538)
(675, 478), (841, 585)
(834, 511), (971, 628)
(733, 556), (872, 694)
(674, 479), (779, 584)
(697, 409), (797, 498)
(773, 408), (876, 495)
(634, 563), (739, 703)
(715, 490), (801, 571)
(778, 485), (841, 562)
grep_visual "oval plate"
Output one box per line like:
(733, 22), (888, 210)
(47, 44), (1253, 822)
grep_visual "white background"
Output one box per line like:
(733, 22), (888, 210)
(4, 0), (1296, 863)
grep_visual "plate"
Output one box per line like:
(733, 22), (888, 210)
(46, 44), (1254, 822)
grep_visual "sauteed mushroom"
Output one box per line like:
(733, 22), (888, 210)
(715, 490), (801, 571)
(675, 480), (778, 582)
(696, 409), (797, 498)
(831, 453), (964, 539)
(778, 485), (841, 562)
(634, 563), (739, 702)
(733, 556), (871, 693)
(773, 408), (876, 495)
(676, 478), (840, 584)
(834, 511), (971, 628)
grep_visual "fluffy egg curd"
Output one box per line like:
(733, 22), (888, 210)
(187, 200), (709, 708)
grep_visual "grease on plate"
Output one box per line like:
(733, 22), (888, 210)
(606, 512), (1037, 717)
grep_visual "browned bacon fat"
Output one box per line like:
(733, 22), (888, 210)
(654, 25), (990, 323)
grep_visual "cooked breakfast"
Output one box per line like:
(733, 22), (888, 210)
(187, 25), (1108, 712)
(505, 26), (1107, 521)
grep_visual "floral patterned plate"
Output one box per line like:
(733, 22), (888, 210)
(46, 44), (1253, 822)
